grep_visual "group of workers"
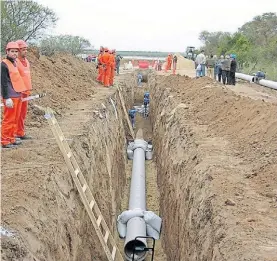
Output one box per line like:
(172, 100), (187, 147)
(153, 54), (178, 73)
(1, 40), (32, 148)
(96, 46), (122, 87)
(128, 92), (150, 129)
(195, 50), (237, 85)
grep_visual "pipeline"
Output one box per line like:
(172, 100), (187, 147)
(235, 73), (277, 90)
(258, 79), (277, 90)
(125, 129), (148, 261)
(235, 73), (255, 83)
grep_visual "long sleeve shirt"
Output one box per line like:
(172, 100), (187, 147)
(1, 57), (21, 99)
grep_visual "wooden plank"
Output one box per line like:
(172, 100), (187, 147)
(111, 247), (116, 260)
(117, 87), (135, 139)
(97, 215), (102, 227)
(89, 200), (95, 209)
(104, 231), (109, 243)
(82, 184), (87, 192)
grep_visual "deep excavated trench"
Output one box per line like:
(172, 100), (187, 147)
(2, 70), (277, 261)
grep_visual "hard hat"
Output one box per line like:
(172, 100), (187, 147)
(16, 39), (28, 49)
(6, 41), (19, 50)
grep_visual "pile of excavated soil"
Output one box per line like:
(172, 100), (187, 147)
(150, 74), (277, 260)
(25, 50), (98, 126)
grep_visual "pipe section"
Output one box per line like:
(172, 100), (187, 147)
(235, 73), (255, 82)
(258, 79), (277, 90)
(124, 129), (148, 261)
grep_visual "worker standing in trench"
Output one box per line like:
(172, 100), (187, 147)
(1, 42), (27, 148)
(15, 39), (32, 140)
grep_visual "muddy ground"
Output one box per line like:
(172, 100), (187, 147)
(1, 53), (277, 261)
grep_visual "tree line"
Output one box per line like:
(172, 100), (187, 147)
(199, 12), (277, 80)
(1, 0), (92, 55)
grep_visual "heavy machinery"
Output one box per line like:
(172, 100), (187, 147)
(185, 46), (196, 61)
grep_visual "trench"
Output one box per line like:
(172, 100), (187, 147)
(2, 70), (277, 261)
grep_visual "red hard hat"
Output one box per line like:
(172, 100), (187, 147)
(6, 41), (19, 50)
(16, 40), (28, 49)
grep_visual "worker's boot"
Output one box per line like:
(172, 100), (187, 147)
(17, 135), (32, 140)
(2, 143), (17, 149)
(12, 139), (22, 145)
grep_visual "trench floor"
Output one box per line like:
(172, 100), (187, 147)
(119, 100), (167, 261)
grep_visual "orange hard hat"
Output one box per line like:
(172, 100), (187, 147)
(16, 39), (28, 49)
(6, 41), (19, 50)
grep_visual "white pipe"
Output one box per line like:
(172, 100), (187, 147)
(124, 131), (148, 261)
(235, 73), (255, 82)
(258, 79), (277, 90)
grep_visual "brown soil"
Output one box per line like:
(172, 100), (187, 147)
(150, 74), (277, 260)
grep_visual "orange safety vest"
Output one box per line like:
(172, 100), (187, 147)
(2, 59), (27, 93)
(17, 58), (32, 90)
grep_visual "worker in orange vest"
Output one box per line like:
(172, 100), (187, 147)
(16, 39), (32, 140)
(1, 42), (28, 148)
(101, 48), (112, 87)
(109, 49), (116, 86)
(97, 46), (104, 84)
(166, 54), (172, 71)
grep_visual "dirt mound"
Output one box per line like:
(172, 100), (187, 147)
(151, 74), (277, 260)
(26, 50), (98, 125)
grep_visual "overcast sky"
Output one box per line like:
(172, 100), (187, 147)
(36, 0), (277, 52)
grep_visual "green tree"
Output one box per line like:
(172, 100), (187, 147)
(1, 0), (58, 50)
(40, 35), (92, 56)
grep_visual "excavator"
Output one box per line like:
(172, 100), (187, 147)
(185, 46), (196, 61)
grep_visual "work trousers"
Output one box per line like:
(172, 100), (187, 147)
(229, 72), (236, 85)
(16, 92), (29, 137)
(200, 64), (206, 76)
(1, 98), (22, 145)
(222, 70), (230, 85)
(218, 68), (222, 82)
(207, 67), (214, 78)
(104, 66), (111, 87)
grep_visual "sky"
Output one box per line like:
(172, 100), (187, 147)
(36, 0), (277, 52)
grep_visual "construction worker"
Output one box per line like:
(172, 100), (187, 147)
(173, 55), (178, 74)
(143, 92), (150, 117)
(195, 50), (206, 77)
(96, 46), (104, 84)
(1, 42), (27, 148)
(16, 39), (32, 140)
(206, 54), (215, 79)
(101, 48), (112, 87)
(137, 72), (143, 87)
(115, 53), (123, 75)
(221, 55), (231, 85)
(128, 108), (136, 129)
(229, 54), (237, 85)
(217, 55), (224, 82)
(165, 54), (172, 72)
(109, 49), (116, 86)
